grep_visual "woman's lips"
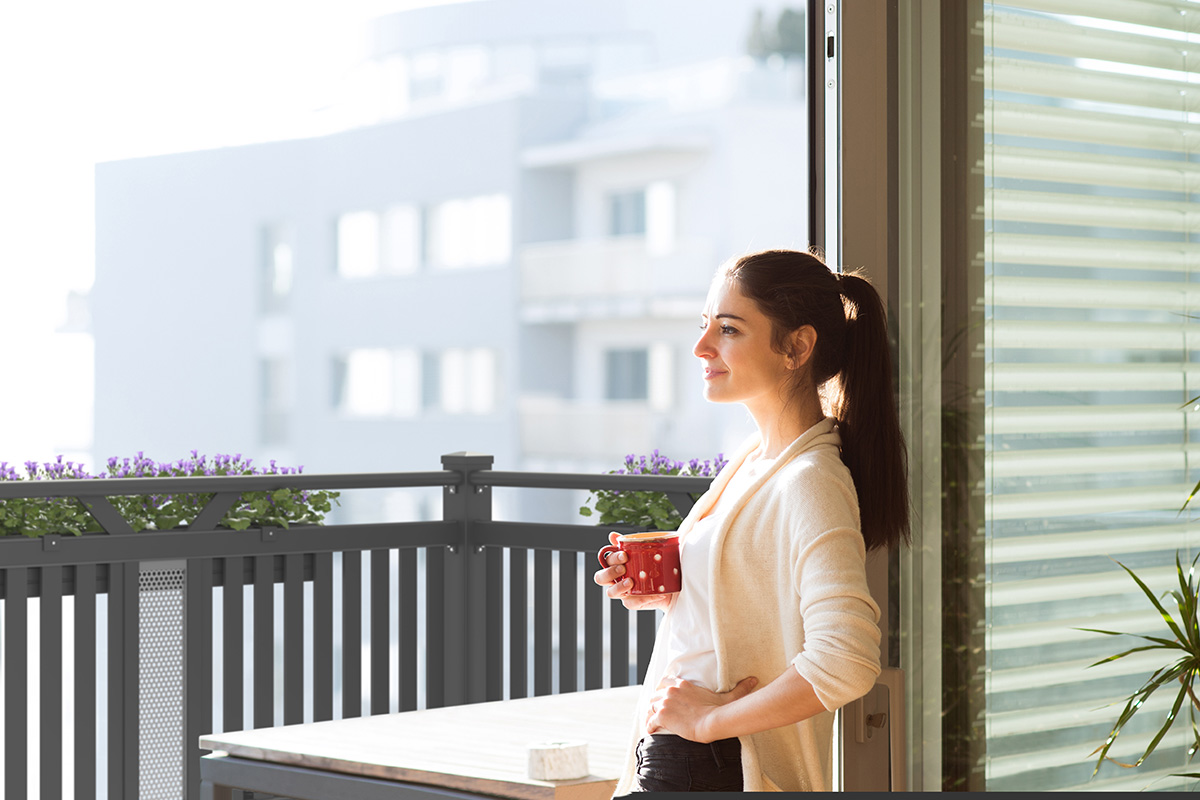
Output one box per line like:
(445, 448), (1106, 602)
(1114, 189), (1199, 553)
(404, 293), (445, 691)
(704, 368), (726, 380)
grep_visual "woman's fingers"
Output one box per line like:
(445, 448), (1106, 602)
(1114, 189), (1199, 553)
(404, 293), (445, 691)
(591, 540), (628, 588)
(606, 576), (634, 598)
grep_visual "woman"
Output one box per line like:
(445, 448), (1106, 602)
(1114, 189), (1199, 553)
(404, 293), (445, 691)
(593, 249), (910, 793)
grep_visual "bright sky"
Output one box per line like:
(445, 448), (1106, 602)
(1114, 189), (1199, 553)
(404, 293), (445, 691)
(0, 0), (458, 470)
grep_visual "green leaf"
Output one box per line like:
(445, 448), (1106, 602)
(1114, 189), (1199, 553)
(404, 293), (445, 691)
(1116, 558), (1190, 647)
(1183, 478), (1200, 513)
(1084, 644), (1180, 669)
(1134, 679), (1192, 769)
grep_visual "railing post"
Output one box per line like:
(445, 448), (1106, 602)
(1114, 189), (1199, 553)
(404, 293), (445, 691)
(440, 452), (494, 706)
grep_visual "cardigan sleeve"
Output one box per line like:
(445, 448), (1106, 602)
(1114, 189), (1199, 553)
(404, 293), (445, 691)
(786, 475), (882, 711)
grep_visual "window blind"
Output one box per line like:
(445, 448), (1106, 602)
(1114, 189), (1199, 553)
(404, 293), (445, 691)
(984, 0), (1200, 790)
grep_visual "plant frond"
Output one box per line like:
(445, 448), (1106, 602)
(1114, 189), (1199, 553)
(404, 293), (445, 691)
(1115, 559), (1190, 646)
(1085, 644), (1181, 668)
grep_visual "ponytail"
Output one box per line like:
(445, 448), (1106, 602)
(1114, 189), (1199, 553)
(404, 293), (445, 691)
(722, 250), (910, 551)
(835, 271), (910, 551)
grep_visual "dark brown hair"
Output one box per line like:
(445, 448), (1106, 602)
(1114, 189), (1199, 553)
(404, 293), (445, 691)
(721, 248), (910, 551)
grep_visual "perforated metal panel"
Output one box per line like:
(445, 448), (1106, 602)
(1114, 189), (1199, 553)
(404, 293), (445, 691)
(139, 561), (186, 800)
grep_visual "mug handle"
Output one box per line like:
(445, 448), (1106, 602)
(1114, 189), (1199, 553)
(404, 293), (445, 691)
(597, 544), (621, 572)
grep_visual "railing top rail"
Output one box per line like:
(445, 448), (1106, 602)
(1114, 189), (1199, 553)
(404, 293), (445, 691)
(0, 464), (717, 501)
(0, 470), (459, 500)
(473, 470), (714, 493)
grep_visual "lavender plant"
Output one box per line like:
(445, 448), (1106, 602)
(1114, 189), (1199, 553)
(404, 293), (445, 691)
(0, 452), (338, 537)
(579, 450), (726, 531)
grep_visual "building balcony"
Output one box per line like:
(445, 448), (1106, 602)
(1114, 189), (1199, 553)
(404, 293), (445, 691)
(518, 397), (670, 462)
(518, 237), (714, 320)
(0, 454), (713, 800)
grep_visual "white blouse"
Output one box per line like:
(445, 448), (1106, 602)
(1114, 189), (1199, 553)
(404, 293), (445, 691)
(660, 454), (776, 694)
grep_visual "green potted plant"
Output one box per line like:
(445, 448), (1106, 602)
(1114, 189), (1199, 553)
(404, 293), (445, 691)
(579, 450), (726, 531)
(1081, 551), (1200, 778)
(0, 451), (338, 536)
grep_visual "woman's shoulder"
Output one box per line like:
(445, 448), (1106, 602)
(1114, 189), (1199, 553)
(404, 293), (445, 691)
(764, 447), (859, 525)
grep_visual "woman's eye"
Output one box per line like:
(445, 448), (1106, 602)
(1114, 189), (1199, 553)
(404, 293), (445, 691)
(720, 324), (737, 335)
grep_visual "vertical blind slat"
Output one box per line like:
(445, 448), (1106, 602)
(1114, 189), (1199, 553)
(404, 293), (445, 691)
(74, 564), (97, 800)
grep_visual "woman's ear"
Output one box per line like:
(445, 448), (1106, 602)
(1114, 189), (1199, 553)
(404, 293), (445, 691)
(788, 325), (818, 369)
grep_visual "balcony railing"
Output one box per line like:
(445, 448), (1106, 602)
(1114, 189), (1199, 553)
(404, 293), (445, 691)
(0, 453), (711, 800)
(518, 237), (715, 307)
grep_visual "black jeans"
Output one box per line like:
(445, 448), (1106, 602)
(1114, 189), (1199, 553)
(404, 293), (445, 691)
(630, 733), (743, 792)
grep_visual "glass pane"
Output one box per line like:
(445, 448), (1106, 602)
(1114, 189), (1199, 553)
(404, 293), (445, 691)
(336, 211), (380, 278)
(605, 349), (649, 401)
(981, 2), (1200, 791)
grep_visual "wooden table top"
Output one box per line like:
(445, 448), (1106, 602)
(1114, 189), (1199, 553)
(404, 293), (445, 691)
(200, 686), (641, 800)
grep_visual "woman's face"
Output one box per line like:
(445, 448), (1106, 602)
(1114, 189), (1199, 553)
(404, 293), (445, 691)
(693, 278), (793, 411)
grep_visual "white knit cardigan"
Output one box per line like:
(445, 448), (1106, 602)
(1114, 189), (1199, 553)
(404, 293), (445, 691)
(613, 417), (882, 793)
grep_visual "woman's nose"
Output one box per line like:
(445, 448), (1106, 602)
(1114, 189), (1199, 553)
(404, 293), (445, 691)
(693, 329), (714, 359)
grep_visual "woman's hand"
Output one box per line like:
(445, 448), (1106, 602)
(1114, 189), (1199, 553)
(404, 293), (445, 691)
(592, 531), (674, 611)
(645, 675), (759, 743)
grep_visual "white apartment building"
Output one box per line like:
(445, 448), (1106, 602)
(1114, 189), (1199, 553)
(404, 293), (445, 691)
(91, 0), (808, 522)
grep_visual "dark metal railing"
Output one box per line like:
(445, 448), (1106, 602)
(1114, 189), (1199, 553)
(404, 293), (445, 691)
(0, 452), (711, 800)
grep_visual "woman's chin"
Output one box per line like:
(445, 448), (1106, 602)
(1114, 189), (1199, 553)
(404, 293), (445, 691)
(702, 386), (733, 404)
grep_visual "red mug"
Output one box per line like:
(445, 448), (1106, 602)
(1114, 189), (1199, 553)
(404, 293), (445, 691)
(598, 532), (682, 595)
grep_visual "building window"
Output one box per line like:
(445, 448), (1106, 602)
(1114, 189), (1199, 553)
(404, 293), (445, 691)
(332, 348), (421, 418)
(336, 205), (423, 277)
(408, 50), (445, 101)
(382, 205), (420, 275)
(605, 348), (649, 401)
(437, 348), (497, 414)
(427, 194), (511, 268)
(260, 223), (294, 313)
(608, 189), (646, 237)
(645, 180), (677, 255)
(260, 357), (290, 444)
(336, 211), (380, 277)
(609, 183), (676, 252)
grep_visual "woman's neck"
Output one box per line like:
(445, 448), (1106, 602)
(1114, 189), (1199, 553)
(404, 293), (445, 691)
(745, 388), (826, 460)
